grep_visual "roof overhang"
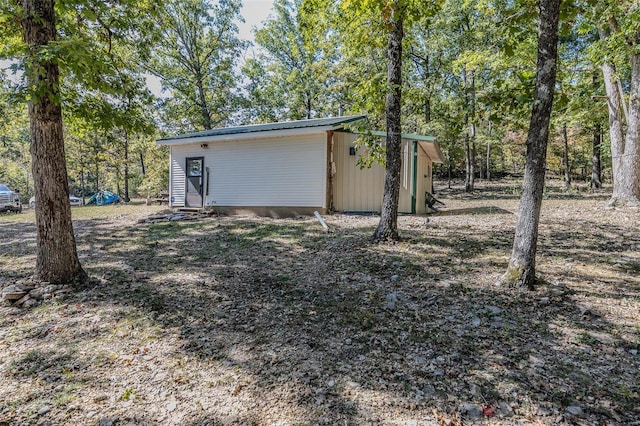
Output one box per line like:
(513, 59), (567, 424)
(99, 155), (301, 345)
(157, 115), (366, 146)
(416, 141), (446, 164)
(157, 125), (345, 146)
(349, 130), (445, 164)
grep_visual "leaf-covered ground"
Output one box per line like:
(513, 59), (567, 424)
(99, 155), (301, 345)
(1, 180), (639, 425)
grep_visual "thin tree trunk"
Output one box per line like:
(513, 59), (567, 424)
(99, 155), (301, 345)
(373, 4), (403, 242)
(447, 147), (452, 189)
(80, 167), (85, 204)
(195, 69), (212, 130)
(139, 151), (146, 176)
(95, 152), (100, 193)
(464, 133), (471, 190)
(463, 69), (472, 192)
(486, 121), (493, 180)
(425, 98), (430, 123)
(502, 0), (561, 290)
(21, 0), (86, 284)
(470, 141), (476, 183)
(591, 124), (602, 189)
(562, 122), (571, 189)
(122, 130), (130, 202)
(470, 71), (476, 189)
(486, 142), (491, 181)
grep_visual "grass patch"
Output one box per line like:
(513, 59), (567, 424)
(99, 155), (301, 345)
(121, 388), (137, 401)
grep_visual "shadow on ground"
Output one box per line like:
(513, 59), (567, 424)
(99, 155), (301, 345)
(0, 195), (638, 425)
(431, 206), (513, 216)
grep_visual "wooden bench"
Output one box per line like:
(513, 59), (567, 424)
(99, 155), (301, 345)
(148, 193), (169, 205)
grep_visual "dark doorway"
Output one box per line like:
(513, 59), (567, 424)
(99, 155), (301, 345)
(185, 157), (204, 207)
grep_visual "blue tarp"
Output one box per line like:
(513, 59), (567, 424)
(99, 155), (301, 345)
(87, 190), (120, 206)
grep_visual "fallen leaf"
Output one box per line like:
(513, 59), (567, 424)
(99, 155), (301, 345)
(482, 405), (495, 417)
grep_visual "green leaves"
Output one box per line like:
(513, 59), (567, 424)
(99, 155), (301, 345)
(246, 0), (340, 121)
(149, 0), (245, 130)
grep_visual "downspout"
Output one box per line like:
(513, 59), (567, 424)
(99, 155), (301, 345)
(411, 141), (418, 214)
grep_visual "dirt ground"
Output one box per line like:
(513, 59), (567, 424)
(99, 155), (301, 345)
(0, 180), (639, 426)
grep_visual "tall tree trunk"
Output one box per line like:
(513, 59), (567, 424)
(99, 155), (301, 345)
(486, 121), (493, 181)
(195, 69), (212, 130)
(599, 24), (640, 206)
(486, 142), (491, 181)
(92, 135), (101, 193)
(464, 133), (471, 190)
(373, 5), (403, 242)
(139, 151), (146, 176)
(123, 130), (130, 202)
(470, 71), (476, 189)
(95, 149), (100, 193)
(21, 0), (86, 284)
(620, 53), (640, 202)
(425, 98), (431, 123)
(601, 61), (630, 203)
(463, 68), (472, 192)
(80, 167), (85, 204)
(502, 0), (561, 290)
(591, 124), (602, 189)
(462, 69), (476, 191)
(562, 122), (571, 189)
(447, 147), (452, 189)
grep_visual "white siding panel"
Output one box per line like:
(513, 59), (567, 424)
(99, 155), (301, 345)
(208, 134), (326, 207)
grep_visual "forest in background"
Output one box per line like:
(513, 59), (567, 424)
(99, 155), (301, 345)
(0, 0), (629, 202)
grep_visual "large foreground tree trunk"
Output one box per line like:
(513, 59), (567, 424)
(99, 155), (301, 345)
(622, 52), (640, 202)
(21, 0), (87, 284)
(501, 0), (561, 290)
(613, 53), (640, 204)
(373, 4), (403, 242)
(599, 30), (640, 205)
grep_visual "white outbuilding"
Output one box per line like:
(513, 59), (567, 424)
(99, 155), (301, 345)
(157, 116), (444, 217)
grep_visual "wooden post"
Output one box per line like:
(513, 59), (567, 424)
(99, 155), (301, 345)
(326, 131), (334, 212)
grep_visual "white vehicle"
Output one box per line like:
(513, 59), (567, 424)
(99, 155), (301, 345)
(0, 184), (22, 213)
(29, 194), (84, 209)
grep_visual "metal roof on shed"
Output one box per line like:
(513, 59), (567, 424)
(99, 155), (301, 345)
(157, 115), (366, 143)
